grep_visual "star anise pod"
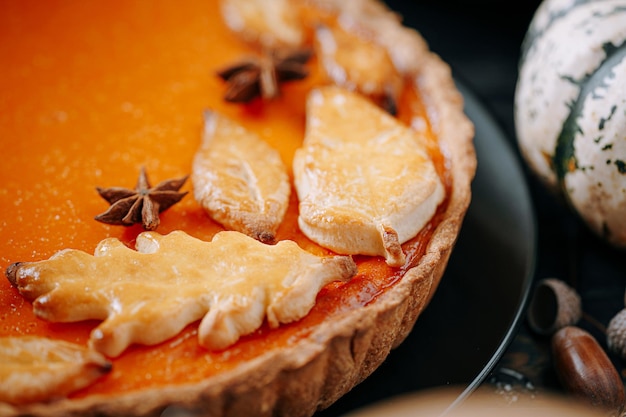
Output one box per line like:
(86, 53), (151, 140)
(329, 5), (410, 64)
(95, 167), (188, 231)
(216, 48), (313, 103)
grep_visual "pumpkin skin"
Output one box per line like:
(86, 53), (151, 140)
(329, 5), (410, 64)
(515, 0), (626, 247)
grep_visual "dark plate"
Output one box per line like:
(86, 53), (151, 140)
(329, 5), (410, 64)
(314, 80), (537, 416)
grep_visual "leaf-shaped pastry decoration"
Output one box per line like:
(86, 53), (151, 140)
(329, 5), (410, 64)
(0, 336), (111, 405)
(6, 231), (356, 357)
(192, 110), (291, 244)
(293, 86), (445, 267)
(314, 24), (403, 114)
(220, 0), (305, 49)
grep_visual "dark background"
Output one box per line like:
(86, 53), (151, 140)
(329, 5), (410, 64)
(315, 1), (626, 415)
(385, 0), (541, 142)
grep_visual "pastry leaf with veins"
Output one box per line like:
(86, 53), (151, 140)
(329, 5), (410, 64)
(6, 231), (356, 357)
(293, 86), (445, 267)
(192, 110), (291, 244)
(0, 336), (111, 405)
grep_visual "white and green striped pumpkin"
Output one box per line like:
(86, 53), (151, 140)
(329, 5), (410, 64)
(515, 0), (626, 247)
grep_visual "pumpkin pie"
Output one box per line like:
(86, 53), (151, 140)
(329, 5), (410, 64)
(0, 0), (476, 416)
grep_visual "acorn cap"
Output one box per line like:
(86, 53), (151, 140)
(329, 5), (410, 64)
(527, 278), (582, 336)
(607, 308), (626, 360)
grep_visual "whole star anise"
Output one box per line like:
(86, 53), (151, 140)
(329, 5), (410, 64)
(217, 48), (313, 103)
(95, 167), (188, 231)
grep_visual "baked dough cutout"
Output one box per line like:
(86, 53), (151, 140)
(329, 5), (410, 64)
(192, 110), (291, 244)
(293, 86), (445, 267)
(314, 23), (403, 112)
(220, 0), (305, 48)
(7, 230), (356, 357)
(0, 336), (111, 405)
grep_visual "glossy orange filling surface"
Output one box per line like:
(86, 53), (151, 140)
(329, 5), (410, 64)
(0, 0), (448, 397)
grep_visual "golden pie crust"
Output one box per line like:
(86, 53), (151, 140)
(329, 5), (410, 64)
(0, 0), (476, 416)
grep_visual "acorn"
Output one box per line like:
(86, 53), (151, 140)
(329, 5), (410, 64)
(552, 326), (625, 413)
(607, 308), (626, 360)
(527, 278), (582, 335)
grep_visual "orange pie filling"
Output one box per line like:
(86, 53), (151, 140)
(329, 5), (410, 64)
(0, 0), (451, 401)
